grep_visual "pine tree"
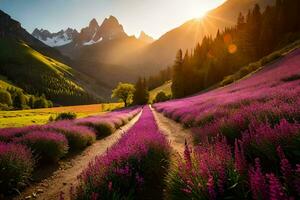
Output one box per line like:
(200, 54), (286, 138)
(133, 77), (149, 105)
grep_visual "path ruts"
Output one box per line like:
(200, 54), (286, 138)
(151, 106), (193, 155)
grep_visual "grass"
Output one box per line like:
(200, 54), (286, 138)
(149, 81), (172, 102)
(0, 103), (123, 128)
(0, 75), (21, 90)
(0, 39), (94, 105)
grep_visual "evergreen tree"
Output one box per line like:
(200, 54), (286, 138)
(172, 49), (184, 98)
(0, 89), (12, 106)
(133, 77), (149, 105)
(13, 91), (26, 109)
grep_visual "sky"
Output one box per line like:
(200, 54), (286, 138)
(0, 0), (226, 39)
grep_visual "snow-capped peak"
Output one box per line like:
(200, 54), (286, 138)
(32, 28), (78, 47)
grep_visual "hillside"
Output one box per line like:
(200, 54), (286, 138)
(133, 0), (276, 73)
(0, 10), (113, 104)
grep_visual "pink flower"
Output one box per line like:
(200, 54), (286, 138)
(207, 174), (216, 200)
(249, 158), (268, 200)
(277, 146), (292, 185)
(267, 173), (287, 200)
(108, 181), (112, 191)
(184, 139), (192, 170)
(234, 139), (247, 174)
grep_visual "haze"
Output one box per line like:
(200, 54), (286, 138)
(0, 0), (226, 38)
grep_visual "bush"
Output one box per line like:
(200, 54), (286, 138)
(80, 121), (116, 139)
(33, 97), (49, 108)
(13, 91), (26, 110)
(0, 89), (12, 106)
(220, 75), (235, 86)
(45, 121), (96, 150)
(0, 143), (34, 194)
(14, 131), (68, 163)
(0, 103), (11, 111)
(153, 91), (171, 103)
(55, 112), (77, 121)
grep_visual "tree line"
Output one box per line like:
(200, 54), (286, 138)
(172, 0), (300, 98)
(0, 87), (53, 111)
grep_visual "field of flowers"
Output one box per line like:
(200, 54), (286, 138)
(155, 49), (300, 199)
(75, 106), (171, 200)
(0, 107), (140, 195)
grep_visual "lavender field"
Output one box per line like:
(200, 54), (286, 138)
(154, 49), (300, 199)
(0, 108), (140, 196)
(1, 0), (300, 199)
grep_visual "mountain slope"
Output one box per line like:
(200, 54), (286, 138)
(0, 10), (112, 104)
(135, 0), (276, 72)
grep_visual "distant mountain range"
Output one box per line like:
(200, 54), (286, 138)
(0, 0), (276, 103)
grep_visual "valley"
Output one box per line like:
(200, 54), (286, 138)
(0, 0), (299, 199)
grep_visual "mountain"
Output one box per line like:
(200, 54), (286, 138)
(138, 31), (154, 44)
(0, 10), (111, 105)
(32, 28), (79, 47)
(57, 0), (276, 80)
(54, 17), (149, 89)
(133, 0), (276, 73)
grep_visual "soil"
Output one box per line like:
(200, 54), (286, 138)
(151, 106), (193, 155)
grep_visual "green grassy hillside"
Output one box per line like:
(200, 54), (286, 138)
(149, 81), (172, 102)
(0, 39), (96, 105)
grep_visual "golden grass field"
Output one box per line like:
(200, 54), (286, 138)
(0, 103), (123, 128)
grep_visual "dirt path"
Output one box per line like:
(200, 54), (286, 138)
(14, 112), (142, 200)
(151, 106), (193, 155)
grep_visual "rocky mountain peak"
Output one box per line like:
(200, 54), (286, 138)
(139, 31), (154, 43)
(89, 18), (99, 30)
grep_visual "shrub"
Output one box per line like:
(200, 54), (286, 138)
(0, 103), (11, 111)
(0, 143), (34, 194)
(33, 97), (49, 108)
(45, 121), (96, 150)
(55, 112), (77, 121)
(0, 125), (40, 142)
(0, 89), (12, 106)
(80, 121), (115, 139)
(153, 91), (171, 103)
(220, 75), (235, 86)
(14, 131), (68, 163)
(13, 91), (26, 110)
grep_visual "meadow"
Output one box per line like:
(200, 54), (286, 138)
(0, 103), (123, 128)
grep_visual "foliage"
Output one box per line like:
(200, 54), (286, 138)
(0, 89), (12, 106)
(153, 91), (171, 103)
(112, 83), (135, 107)
(148, 66), (172, 90)
(0, 143), (34, 194)
(133, 77), (149, 105)
(45, 121), (96, 150)
(54, 112), (77, 121)
(171, 0), (300, 98)
(13, 131), (69, 163)
(0, 39), (96, 105)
